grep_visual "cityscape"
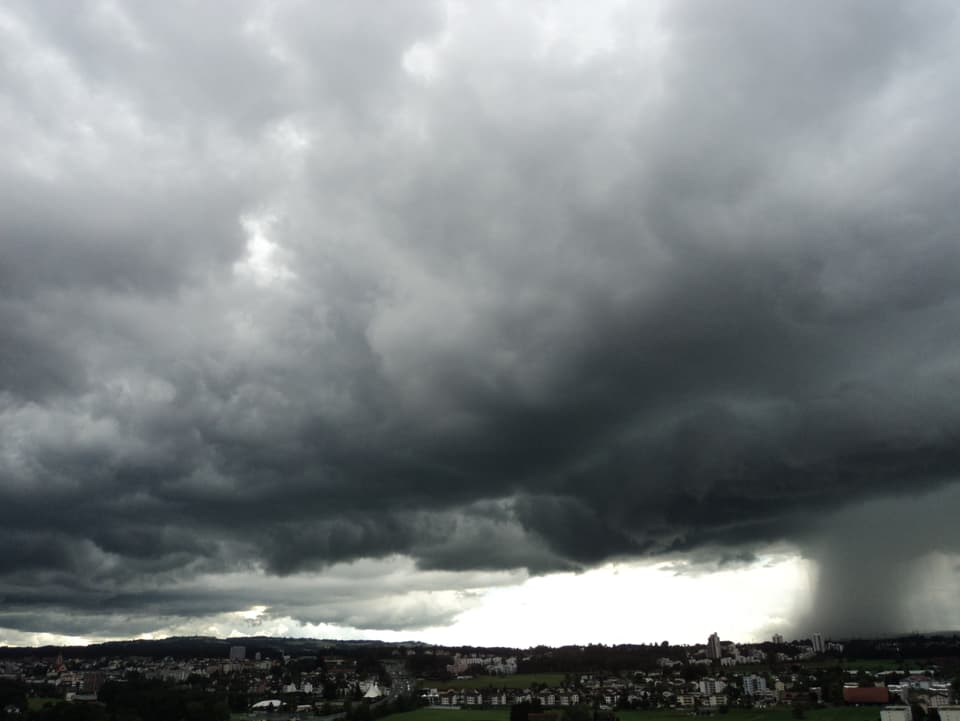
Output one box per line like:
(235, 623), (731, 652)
(0, 633), (959, 721)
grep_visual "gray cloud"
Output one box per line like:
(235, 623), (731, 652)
(1, 0), (960, 638)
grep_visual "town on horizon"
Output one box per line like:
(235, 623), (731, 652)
(2, 630), (959, 720)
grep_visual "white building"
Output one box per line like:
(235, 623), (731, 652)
(880, 707), (912, 721)
(743, 675), (767, 696)
(812, 634), (825, 654)
(251, 700), (282, 710)
(772, 634), (784, 644)
(486, 656), (518, 675)
(700, 679), (727, 695)
(938, 707), (960, 721)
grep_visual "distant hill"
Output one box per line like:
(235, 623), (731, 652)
(0, 635), (431, 660)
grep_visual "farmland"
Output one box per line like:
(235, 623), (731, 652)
(387, 707), (878, 721)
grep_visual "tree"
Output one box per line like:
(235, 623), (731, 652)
(564, 706), (592, 721)
(511, 700), (543, 721)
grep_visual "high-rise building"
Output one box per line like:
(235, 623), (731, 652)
(772, 633), (784, 644)
(812, 633), (825, 654)
(707, 632), (722, 660)
(229, 645), (246, 661)
(743, 675), (768, 696)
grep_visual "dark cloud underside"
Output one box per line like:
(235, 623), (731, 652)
(1, 0), (959, 637)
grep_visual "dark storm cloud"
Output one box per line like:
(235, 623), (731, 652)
(2, 0), (960, 637)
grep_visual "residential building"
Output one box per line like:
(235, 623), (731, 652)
(229, 646), (246, 661)
(880, 707), (912, 721)
(743, 675), (767, 696)
(700, 678), (726, 695)
(843, 686), (889, 705)
(938, 707), (960, 721)
(707, 633), (722, 660)
(812, 634), (825, 654)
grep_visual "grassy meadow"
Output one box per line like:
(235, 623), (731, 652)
(387, 710), (511, 721)
(618, 709), (879, 721)
(394, 708), (879, 721)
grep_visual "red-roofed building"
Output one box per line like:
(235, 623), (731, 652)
(843, 687), (890, 705)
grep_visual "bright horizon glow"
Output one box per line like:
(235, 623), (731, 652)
(0, 554), (814, 648)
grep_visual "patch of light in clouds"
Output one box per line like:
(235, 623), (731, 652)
(416, 554), (814, 646)
(0, 554), (812, 647)
(235, 214), (294, 286)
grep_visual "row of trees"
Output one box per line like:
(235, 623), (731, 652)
(4, 678), (230, 721)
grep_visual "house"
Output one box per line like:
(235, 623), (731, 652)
(880, 707), (912, 721)
(843, 687), (890, 705)
(938, 707), (960, 721)
(438, 691), (462, 706)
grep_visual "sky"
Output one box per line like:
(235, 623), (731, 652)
(2, 0), (960, 649)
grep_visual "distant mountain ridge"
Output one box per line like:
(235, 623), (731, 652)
(0, 635), (433, 660)
(1, 632), (958, 661)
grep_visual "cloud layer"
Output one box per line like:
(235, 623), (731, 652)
(2, 0), (960, 639)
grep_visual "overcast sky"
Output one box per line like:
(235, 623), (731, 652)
(2, 0), (960, 648)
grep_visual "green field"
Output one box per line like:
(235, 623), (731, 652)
(618, 709), (875, 721)
(27, 697), (62, 712)
(832, 659), (924, 672)
(388, 710), (511, 721)
(389, 708), (878, 721)
(428, 674), (568, 690)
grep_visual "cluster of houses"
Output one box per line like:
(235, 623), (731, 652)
(0, 650), (400, 708)
(426, 689), (580, 707)
(4, 638), (960, 719)
(423, 672), (806, 711)
(842, 673), (956, 708)
(446, 654), (519, 676)
(881, 707), (960, 721)
(423, 665), (960, 715)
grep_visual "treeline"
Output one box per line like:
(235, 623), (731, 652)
(0, 679), (230, 721)
(342, 693), (424, 721)
(510, 700), (617, 721)
(405, 652), (455, 679)
(0, 637), (432, 662)
(843, 637), (960, 661)
(518, 645), (674, 674)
